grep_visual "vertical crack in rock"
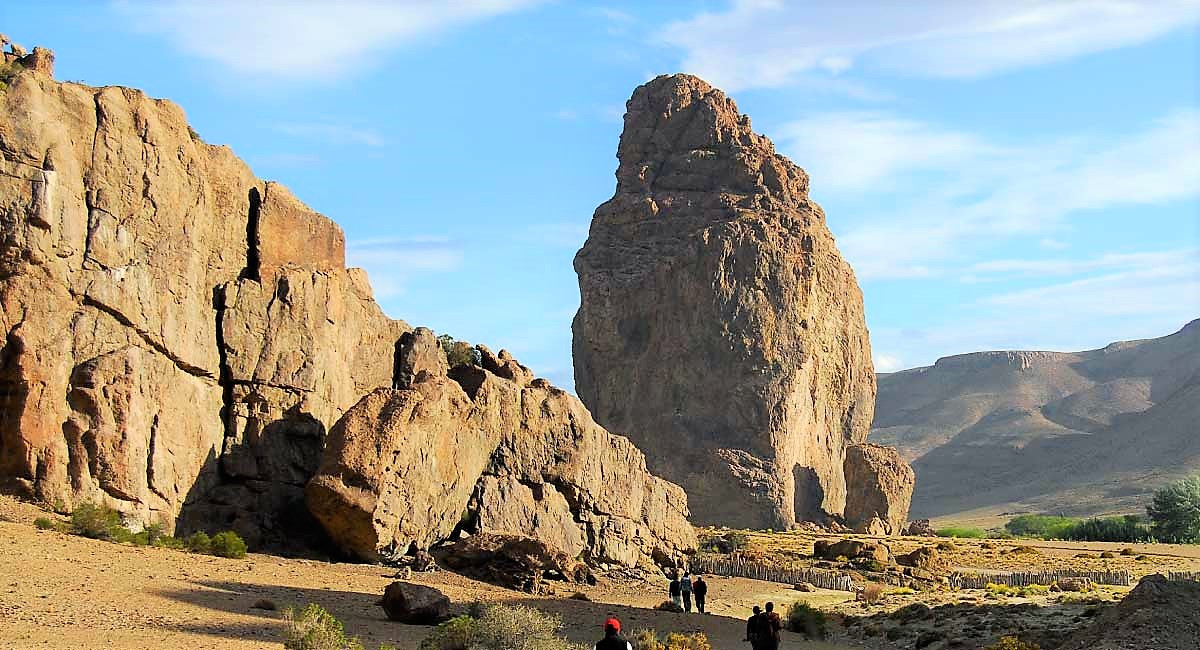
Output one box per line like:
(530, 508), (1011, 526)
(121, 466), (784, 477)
(242, 187), (262, 281)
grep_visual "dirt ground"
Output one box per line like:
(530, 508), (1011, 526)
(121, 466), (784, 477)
(0, 496), (850, 650)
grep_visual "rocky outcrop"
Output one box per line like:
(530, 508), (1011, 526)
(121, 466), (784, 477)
(1060, 574), (1200, 650)
(573, 73), (879, 529)
(843, 443), (914, 535)
(306, 331), (696, 568)
(441, 533), (595, 594)
(0, 58), (407, 546)
(379, 582), (451, 624)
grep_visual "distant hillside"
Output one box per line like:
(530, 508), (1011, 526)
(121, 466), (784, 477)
(872, 320), (1200, 521)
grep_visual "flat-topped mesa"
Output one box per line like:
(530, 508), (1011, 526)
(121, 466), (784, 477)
(574, 73), (908, 530)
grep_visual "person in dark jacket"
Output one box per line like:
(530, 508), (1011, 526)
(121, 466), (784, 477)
(761, 602), (782, 650)
(594, 616), (632, 650)
(668, 574), (682, 609)
(745, 605), (763, 649)
(692, 575), (708, 614)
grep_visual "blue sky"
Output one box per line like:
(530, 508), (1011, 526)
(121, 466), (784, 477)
(6, 1), (1198, 389)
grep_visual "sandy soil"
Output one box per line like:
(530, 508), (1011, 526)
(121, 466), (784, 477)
(0, 496), (851, 650)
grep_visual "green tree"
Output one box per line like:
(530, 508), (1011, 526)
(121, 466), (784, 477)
(1147, 476), (1200, 543)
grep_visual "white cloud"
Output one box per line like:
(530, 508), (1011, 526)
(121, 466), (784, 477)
(119, 0), (542, 78)
(661, 0), (1200, 91)
(347, 236), (464, 298)
(874, 354), (904, 373)
(788, 108), (1200, 279)
(274, 122), (385, 147)
(871, 248), (1200, 369)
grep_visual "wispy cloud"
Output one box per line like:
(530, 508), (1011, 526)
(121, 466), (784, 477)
(786, 108), (1200, 279)
(874, 354), (904, 373)
(120, 0), (543, 78)
(347, 236), (464, 298)
(661, 0), (1200, 91)
(872, 248), (1200, 370)
(273, 122), (386, 147)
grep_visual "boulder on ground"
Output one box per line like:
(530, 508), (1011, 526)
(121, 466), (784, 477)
(843, 444), (915, 535)
(905, 520), (937, 536)
(441, 532), (595, 594)
(896, 546), (941, 571)
(379, 581), (450, 624)
(814, 539), (890, 566)
(794, 582), (817, 592)
(1054, 577), (1093, 592)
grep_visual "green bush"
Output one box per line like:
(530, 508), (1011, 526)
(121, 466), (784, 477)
(419, 615), (478, 650)
(936, 526), (986, 539)
(724, 531), (749, 551)
(1005, 515), (1079, 539)
(69, 502), (127, 540)
(1065, 516), (1152, 543)
(437, 334), (481, 369)
(282, 603), (364, 650)
(786, 601), (827, 639)
(0, 62), (20, 92)
(1147, 476), (1200, 543)
(210, 531), (248, 558)
(186, 531), (212, 554)
(33, 517), (58, 531)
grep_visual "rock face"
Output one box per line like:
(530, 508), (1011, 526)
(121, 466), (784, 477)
(441, 532), (594, 594)
(306, 330), (696, 568)
(0, 60), (407, 546)
(1060, 574), (1200, 650)
(573, 73), (883, 529)
(843, 443), (915, 535)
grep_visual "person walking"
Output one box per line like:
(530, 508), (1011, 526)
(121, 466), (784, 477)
(668, 574), (682, 610)
(680, 572), (693, 613)
(744, 605), (763, 649)
(692, 575), (708, 614)
(594, 616), (632, 650)
(761, 602), (782, 650)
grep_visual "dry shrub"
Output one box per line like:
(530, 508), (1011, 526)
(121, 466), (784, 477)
(862, 583), (885, 604)
(471, 604), (583, 650)
(655, 600), (684, 613)
(984, 636), (1040, 650)
(786, 601), (827, 639)
(419, 615), (478, 650)
(663, 632), (711, 650)
(630, 629), (665, 650)
(282, 603), (364, 650)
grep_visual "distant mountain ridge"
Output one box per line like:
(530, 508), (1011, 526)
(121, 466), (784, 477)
(871, 320), (1200, 521)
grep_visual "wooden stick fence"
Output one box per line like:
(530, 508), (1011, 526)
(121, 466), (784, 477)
(1166, 571), (1200, 582)
(689, 555), (857, 592)
(949, 569), (1132, 590)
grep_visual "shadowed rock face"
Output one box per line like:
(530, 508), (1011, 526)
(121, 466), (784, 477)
(573, 74), (880, 529)
(307, 330), (697, 567)
(843, 443), (915, 535)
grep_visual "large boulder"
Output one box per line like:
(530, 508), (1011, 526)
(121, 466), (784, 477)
(896, 546), (941, 571)
(572, 73), (880, 529)
(441, 532), (594, 593)
(379, 582), (450, 624)
(843, 444), (915, 535)
(0, 64), (407, 547)
(306, 339), (696, 567)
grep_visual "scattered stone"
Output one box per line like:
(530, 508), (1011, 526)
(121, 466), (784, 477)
(379, 581), (450, 624)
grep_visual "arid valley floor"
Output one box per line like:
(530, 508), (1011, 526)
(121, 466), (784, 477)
(4, 496), (1198, 649)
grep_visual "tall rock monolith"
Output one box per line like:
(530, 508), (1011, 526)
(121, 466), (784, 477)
(573, 73), (885, 529)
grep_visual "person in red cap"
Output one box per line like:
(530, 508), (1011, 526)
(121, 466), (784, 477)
(594, 614), (632, 650)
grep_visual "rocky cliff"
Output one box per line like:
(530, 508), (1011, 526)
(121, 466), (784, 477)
(307, 329), (696, 566)
(573, 74), (901, 529)
(874, 320), (1200, 520)
(0, 52), (408, 547)
(0, 51), (696, 566)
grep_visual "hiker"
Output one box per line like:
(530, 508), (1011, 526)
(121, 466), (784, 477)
(594, 616), (632, 650)
(761, 602), (782, 650)
(668, 573), (682, 609)
(744, 605), (763, 649)
(693, 575), (708, 614)
(680, 571), (693, 612)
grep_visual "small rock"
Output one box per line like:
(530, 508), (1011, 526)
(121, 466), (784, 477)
(379, 581), (450, 624)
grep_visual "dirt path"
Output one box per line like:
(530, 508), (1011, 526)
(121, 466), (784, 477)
(0, 497), (853, 650)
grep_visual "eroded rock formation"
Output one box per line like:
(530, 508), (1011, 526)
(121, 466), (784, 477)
(573, 73), (900, 529)
(843, 443), (915, 535)
(0, 57), (406, 546)
(307, 329), (696, 567)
